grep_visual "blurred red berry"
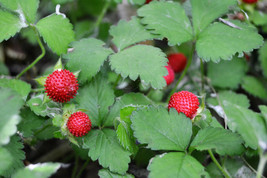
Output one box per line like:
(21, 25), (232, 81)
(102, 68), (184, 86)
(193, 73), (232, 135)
(167, 53), (187, 73)
(163, 65), (175, 85)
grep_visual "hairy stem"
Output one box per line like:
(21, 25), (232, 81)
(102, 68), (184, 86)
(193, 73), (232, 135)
(208, 149), (230, 178)
(167, 44), (195, 100)
(16, 25), (46, 79)
(257, 154), (267, 178)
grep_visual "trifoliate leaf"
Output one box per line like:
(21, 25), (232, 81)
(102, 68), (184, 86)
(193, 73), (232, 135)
(0, 78), (31, 100)
(12, 162), (61, 178)
(259, 41), (267, 78)
(0, 88), (23, 145)
(148, 152), (208, 178)
(1, 135), (25, 177)
(196, 21), (263, 62)
(27, 94), (62, 118)
(131, 107), (192, 151)
(75, 75), (115, 127)
(0, 10), (24, 42)
(110, 17), (155, 51)
(104, 93), (153, 126)
(98, 169), (134, 178)
(207, 56), (248, 89)
(241, 76), (267, 100)
(110, 45), (168, 89)
(137, 1), (193, 46)
(64, 38), (113, 83)
(259, 105), (267, 125)
(0, 147), (12, 175)
(36, 14), (74, 55)
(224, 102), (267, 150)
(191, 0), (237, 35)
(190, 127), (244, 155)
(18, 108), (44, 138)
(82, 129), (131, 174)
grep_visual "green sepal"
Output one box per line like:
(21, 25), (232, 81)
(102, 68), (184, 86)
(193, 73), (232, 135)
(53, 58), (63, 71)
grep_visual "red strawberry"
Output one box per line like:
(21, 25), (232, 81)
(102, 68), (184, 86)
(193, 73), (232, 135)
(167, 53), (187, 73)
(45, 69), (79, 103)
(163, 65), (175, 85)
(242, 0), (257, 4)
(168, 91), (199, 119)
(67, 111), (91, 137)
(145, 0), (152, 4)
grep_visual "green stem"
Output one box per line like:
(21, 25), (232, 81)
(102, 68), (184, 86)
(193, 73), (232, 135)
(257, 154), (267, 178)
(71, 156), (79, 178)
(113, 75), (121, 90)
(94, 0), (111, 31)
(31, 88), (45, 93)
(200, 58), (205, 93)
(76, 159), (90, 178)
(208, 149), (230, 178)
(16, 25), (46, 79)
(167, 44), (195, 100)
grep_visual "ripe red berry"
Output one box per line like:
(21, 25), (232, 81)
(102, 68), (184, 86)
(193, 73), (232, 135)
(67, 111), (91, 137)
(168, 91), (199, 119)
(145, 0), (152, 4)
(45, 69), (79, 103)
(242, 0), (257, 4)
(167, 53), (187, 73)
(163, 65), (175, 85)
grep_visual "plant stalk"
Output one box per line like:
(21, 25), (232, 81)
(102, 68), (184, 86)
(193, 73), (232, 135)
(208, 149), (230, 178)
(16, 25), (46, 79)
(200, 58), (205, 93)
(167, 44), (195, 100)
(257, 154), (267, 178)
(71, 156), (79, 178)
(94, 0), (111, 31)
(76, 158), (90, 178)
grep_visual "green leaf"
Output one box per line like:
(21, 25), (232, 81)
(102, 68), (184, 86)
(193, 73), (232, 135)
(12, 162), (61, 178)
(18, 108), (44, 138)
(137, 1), (193, 46)
(110, 17), (155, 51)
(259, 41), (267, 78)
(0, 147), (13, 175)
(82, 129), (131, 174)
(0, 78), (31, 100)
(224, 102), (267, 150)
(251, 11), (267, 26)
(190, 127), (244, 155)
(259, 105), (267, 125)
(207, 56), (248, 89)
(104, 93), (153, 126)
(98, 169), (134, 178)
(191, 0), (237, 35)
(1, 135), (25, 177)
(0, 62), (9, 75)
(116, 106), (138, 154)
(0, 88), (23, 145)
(27, 94), (62, 118)
(110, 45), (167, 89)
(36, 14), (74, 55)
(241, 76), (267, 99)
(131, 107), (192, 151)
(64, 38), (113, 83)
(34, 119), (58, 140)
(148, 152), (208, 178)
(196, 21), (263, 62)
(75, 75), (115, 127)
(0, 10), (25, 42)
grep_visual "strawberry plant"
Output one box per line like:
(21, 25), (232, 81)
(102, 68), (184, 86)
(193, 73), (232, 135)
(0, 0), (267, 177)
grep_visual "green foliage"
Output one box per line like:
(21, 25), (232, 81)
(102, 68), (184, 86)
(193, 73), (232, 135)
(0, 88), (23, 145)
(0, 78), (31, 100)
(36, 14), (74, 55)
(241, 76), (267, 99)
(75, 75), (115, 127)
(148, 152), (208, 178)
(196, 21), (263, 62)
(0, 62), (9, 75)
(110, 45), (168, 89)
(0, 147), (12, 175)
(207, 56), (248, 89)
(98, 169), (134, 178)
(132, 107), (192, 151)
(251, 11), (267, 26)
(64, 38), (113, 83)
(12, 163), (61, 178)
(259, 41), (267, 78)
(190, 127), (244, 155)
(82, 129), (131, 174)
(137, 1), (193, 46)
(259, 105), (267, 125)
(110, 17), (155, 51)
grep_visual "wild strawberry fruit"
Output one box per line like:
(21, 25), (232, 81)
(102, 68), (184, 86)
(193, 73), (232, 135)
(242, 0), (257, 4)
(168, 91), (199, 119)
(167, 53), (187, 73)
(45, 69), (79, 103)
(145, 0), (152, 4)
(67, 111), (91, 137)
(163, 65), (175, 85)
